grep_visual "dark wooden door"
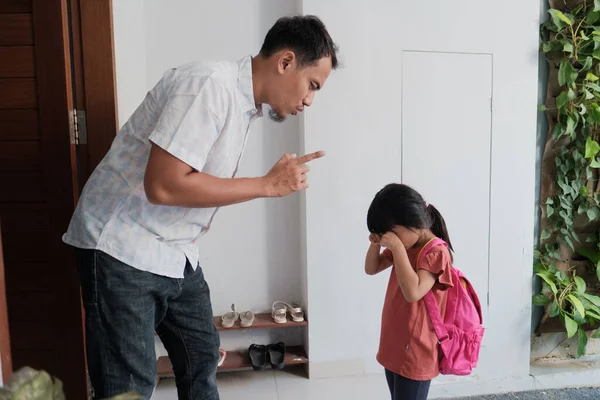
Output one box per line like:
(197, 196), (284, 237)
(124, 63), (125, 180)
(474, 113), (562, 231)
(0, 0), (87, 398)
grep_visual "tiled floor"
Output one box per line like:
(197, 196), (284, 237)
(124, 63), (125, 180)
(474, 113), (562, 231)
(153, 368), (390, 400)
(152, 370), (600, 400)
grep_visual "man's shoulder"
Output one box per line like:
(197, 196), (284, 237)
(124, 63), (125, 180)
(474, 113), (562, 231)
(169, 60), (238, 88)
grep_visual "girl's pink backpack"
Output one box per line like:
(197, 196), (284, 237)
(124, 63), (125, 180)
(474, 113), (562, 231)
(418, 238), (485, 376)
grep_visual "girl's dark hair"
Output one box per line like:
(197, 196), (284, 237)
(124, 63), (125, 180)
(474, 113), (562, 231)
(259, 15), (339, 69)
(367, 184), (454, 252)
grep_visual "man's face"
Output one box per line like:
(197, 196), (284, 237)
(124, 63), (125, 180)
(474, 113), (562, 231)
(268, 52), (333, 122)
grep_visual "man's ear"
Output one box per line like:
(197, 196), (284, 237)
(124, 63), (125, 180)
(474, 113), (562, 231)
(278, 51), (296, 73)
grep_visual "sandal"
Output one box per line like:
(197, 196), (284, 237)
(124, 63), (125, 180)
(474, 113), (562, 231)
(288, 302), (305, 322)
(240, 311), (255, 328)
(248, 344), (267, 371)
(268, 342), (286, 370)
(271, 301), (288, 324)
(221, 304), (239, 328)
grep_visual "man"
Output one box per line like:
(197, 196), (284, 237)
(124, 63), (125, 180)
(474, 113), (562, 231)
(63, 15), (338, 400)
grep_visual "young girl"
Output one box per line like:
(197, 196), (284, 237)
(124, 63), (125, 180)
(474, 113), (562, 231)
(365, 183), (454, 400)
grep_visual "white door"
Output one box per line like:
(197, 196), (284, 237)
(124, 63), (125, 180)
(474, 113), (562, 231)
(401, 51), (493, 322)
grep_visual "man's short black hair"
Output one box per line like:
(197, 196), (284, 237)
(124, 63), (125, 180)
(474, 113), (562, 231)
(259, 15), (339, 70)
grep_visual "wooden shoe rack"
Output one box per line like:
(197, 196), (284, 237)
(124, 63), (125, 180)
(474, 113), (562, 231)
(156, 313), (308, 377)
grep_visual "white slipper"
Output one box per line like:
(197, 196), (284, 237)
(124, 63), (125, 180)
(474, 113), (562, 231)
(272, 301), (288, 324)
(221, 304), (239, 328)
(240, 311), (255, 328)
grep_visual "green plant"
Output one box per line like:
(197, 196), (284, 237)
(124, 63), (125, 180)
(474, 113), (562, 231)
(536, 1), (600, 355)
(534, 256), (600, 356)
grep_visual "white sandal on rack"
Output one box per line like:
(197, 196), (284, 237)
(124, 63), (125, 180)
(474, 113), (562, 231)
(221, 304), (239, 328)
(288, 302), (305, 322)
(271, 301), (289, 324)
(240, 311), (255, 328)
(271, 301), (305, 324)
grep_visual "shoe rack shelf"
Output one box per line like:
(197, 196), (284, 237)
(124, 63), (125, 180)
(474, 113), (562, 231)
(157, 346), (308, 376)
(213, 313), (308, 331)
(156, 313), (308, 377)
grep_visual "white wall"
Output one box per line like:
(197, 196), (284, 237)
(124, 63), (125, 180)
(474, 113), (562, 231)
(303, 0), (539, 383)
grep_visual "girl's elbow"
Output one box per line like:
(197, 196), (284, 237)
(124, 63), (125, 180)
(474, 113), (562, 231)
(403, 290), (422, 303)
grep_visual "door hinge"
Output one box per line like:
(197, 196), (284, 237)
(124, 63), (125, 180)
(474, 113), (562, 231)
(69, 109), (88, 145)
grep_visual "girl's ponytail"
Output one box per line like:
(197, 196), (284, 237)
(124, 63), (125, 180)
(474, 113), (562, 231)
(427, 204), (454, 253)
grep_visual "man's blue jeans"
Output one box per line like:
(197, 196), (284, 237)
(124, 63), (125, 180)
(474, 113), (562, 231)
(76, 249), (220, 400)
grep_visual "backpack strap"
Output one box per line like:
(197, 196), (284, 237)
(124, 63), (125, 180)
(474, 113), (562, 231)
(417, 238), (450, 344)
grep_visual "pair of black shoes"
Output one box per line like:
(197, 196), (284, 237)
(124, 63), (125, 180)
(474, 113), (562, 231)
(248, 342), (286, 371)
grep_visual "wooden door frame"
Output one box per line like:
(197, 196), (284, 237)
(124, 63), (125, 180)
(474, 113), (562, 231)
(69, 0), (118, 180)
(0, 220), (12, 384)
(67, 0), (118, 395)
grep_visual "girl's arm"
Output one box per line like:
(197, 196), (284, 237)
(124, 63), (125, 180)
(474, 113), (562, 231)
(365, 234), (393, 275)
(380, 233), (437, 303)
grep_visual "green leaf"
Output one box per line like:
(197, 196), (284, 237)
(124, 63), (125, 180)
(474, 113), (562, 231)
(564, 315), (578, 338)
(586, 310), (600, 319)
(597, 260), (600, 282)
(533, 262), (545, 274)
(542, 42), (554, 53)
(547, 204), (555, 217)
(596, 0), (600, 12)
(585, 88), (595, 100)
(586, 137), (600, 159)
(549, 9), (573, 27)
(582, 31), (591, 41)
(578, 328), (588, 358)
(592, 328), (600, 339)
(538, 105), (547, 112)
(552, 122), (564, 139)
(546, 197), (554, 205)
(550, 300), (560, 317)
(588, 73), (600, 82)
(556, 270), (569, 285)
(591, 159), (600, 168)
(568, 294), (586, 318)
(588, 82), (600, 92)
(537, 272), (558, 294)
(588, 207), (599, 221)
(589, 11), (600, 25)
(559, 210), (573, 225)
(581, 103), (588, 116)
(533, 294), (551, 306)
(541, 229), (551, 241)
(568, 88), (577, 100)
(582, 293), (600, 308)
(556, 91), (569, 109)
(566, 115), (576, 137)
(563, 41), (574, 53)
(575, 276), (587, 294)
(565, 235), (575, 251)
(577, 248), (600, 262)
(582, 56), (594, 71)
(559, 60), (578, 86)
